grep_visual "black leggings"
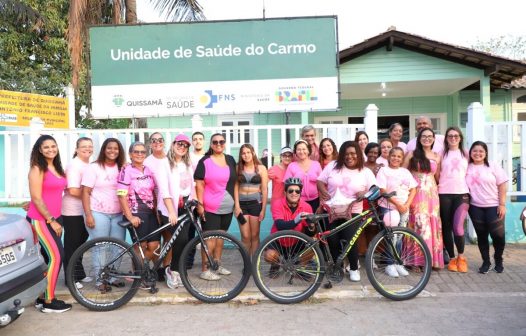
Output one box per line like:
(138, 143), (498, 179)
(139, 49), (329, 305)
(439, 194), (469, 257)
(161, 212), (190, 272)
(63, 215), (89, 282)
(328, 215), (359, 271)
(468, 205), (506, 264)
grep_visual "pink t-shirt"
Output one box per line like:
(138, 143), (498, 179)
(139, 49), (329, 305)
(284, 160), (322, 201)
(376, 166), (417, 208)
(117, 164), (156, 214)
(376, 156), (389, 167)
(82, 163), (121, 214)
(268, 164), (286, 202)
(393, 142), (407, 152)
(466, 162), (508, 207)
(317, 161), (376, 213)
(438, 149), (469, 194)
(62, 157), (89, 216)
(155, 159), (181, 218)
(406, 134), (445, 153)
(145, 154), (168, 201)
(28, 170), (67, 221)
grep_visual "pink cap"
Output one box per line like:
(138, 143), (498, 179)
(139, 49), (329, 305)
(174, 133), (191, 144)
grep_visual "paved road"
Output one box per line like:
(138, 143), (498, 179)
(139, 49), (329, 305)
(3, 293), (526, 336)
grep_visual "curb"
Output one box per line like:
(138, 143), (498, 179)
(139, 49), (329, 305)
(55, 286), (435, 306)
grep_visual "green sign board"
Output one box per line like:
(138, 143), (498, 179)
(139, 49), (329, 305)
(90, 17), (339, 117)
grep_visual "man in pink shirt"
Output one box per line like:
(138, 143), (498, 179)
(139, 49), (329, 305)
(406, 116), (445, 153)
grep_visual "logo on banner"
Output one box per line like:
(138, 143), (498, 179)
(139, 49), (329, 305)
(276, 88), (318, 103)
(200, 90), (236, 108)
(112, 95), (125, 107)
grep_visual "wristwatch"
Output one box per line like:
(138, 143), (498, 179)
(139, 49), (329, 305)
(46, 216), (57, 224)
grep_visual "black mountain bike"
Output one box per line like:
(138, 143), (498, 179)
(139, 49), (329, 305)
(66, 200), (251, 311)
(252, 186), (432, 304)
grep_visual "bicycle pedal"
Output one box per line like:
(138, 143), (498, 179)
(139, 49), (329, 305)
(149, 286), (159, 294)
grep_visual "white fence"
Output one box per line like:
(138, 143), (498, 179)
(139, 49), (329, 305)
(0, 123), (363, 202)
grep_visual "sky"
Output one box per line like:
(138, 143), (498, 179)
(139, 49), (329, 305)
(137, 0), (526, 51)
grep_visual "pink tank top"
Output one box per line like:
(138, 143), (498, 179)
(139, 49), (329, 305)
(28, 170), (67, 221)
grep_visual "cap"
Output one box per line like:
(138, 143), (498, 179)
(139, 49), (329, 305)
(280, 147), (293, 155)
(174, 133), (191, 144)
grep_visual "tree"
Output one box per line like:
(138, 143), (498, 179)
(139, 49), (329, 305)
(471, 34), (526, 62)
(146, 0), (205, 21)
(0, 0), (71, 96)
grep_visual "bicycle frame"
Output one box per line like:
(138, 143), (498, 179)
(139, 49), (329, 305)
(104, 204), (215, 281)
(299, 200), (402, 272)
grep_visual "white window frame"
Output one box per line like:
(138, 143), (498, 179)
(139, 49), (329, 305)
(409, 113), (447, 138)
(217, 114), (254, 147)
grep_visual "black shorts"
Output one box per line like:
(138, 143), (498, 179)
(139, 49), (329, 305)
(240, 200), (262, 217)
(127, 212), (160, 243)
(202, 212), (233, 232)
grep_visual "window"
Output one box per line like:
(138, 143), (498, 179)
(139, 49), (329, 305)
(218, 115), (253, 147)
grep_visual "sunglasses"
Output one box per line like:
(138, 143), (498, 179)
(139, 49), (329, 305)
(150, 138), (164, 144)
(132, 150), (147, 155)
(175, 141), (190, 149)
(287, 189), (301, 194)
(212, 140), (226, 145)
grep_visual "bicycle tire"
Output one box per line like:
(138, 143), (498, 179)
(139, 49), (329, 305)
(178, 231), (251, 303)
(252, 230), (325, 304)
(66, 237), (142, 311)
(365, 227), (432, 301)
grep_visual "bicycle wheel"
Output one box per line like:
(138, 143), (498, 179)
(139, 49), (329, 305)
(66, 237), (142, 311)
(252, 230), (325, 304)
(178, 231), (251, 303)
(365, 227), (432, 301)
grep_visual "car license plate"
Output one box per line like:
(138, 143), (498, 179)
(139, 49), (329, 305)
(0, 246), (17, 267)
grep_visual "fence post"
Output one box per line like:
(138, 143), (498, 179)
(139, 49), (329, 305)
(466, 102), (485, 146)
(364, 104), (378, 142)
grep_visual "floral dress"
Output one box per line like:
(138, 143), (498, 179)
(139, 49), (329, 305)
(409, 159), (444, 269)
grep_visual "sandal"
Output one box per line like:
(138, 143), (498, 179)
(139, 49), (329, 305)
(109, 279), (125, 288)
(97, 283), (112, 293)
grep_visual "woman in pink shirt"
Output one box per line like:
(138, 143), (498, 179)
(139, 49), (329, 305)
(156, 134), (194, 289)
(81, 138), (126, 292)
(377, 138), (393, 167)
(466, 141), (508, 274)
(388, 123), (407, 152)
(317, 141), (376, 282)
(284, 140), (322, 213)
(319, 138), (338, 169)
(27, 135), (70, 313)
(438, 127), (470, 273)
(268, 147), (293, 204)
(62, 137), (93, 290)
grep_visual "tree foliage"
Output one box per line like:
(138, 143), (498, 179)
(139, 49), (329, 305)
(0, 0), (70, 96)
(471, 34), (526, 62)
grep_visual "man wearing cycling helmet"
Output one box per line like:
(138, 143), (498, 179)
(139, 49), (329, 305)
(265, 178), (315, 278)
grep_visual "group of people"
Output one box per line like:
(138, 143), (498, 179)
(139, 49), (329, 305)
(25, 116), (509, 312)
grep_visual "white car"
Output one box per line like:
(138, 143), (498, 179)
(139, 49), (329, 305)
(0, 213), (47, 327)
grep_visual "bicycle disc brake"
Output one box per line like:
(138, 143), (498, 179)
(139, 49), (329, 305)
(326, 265), (344, 283)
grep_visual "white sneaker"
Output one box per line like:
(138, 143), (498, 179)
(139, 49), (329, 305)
(173, 271), (182, 287)
(217, 265), (231, 275)
(349, 270), (360, 282)
(75, 282), (83, 289)
(165, 267), (176, 289)
(395, 264), (409, 276)
(385, 265), (399, 277)
(200, 270), (221, 281)
(80, 276), (93, 283)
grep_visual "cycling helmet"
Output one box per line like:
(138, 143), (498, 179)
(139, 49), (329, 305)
(284, 177), (303, 191)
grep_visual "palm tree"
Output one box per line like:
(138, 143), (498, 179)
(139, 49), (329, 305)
(67, 0), (204, 89)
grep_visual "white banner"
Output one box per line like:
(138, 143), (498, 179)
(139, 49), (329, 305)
(91, 77), (338, 118)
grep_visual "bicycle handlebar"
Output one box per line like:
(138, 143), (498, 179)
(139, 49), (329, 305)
(303, 213), (329, 223)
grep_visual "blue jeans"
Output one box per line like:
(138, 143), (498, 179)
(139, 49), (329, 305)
(86, 211), (125, 285)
